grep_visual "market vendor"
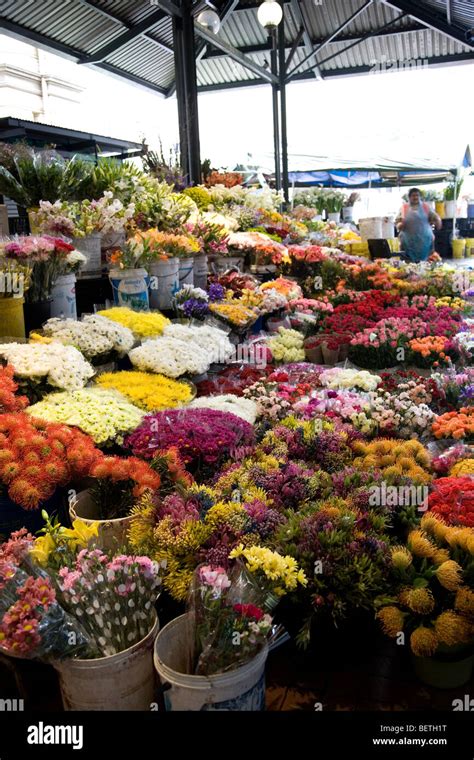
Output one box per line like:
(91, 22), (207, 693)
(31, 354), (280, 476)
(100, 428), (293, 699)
(396, 188), (442, 262)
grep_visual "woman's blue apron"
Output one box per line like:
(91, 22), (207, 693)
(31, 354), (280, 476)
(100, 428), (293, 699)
(400, 204), (434, 263)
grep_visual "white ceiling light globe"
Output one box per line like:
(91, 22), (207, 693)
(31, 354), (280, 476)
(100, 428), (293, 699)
(257, 0), (283, 29)
(197, 8), (221, 34)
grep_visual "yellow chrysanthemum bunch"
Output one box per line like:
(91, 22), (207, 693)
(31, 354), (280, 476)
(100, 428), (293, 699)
(209, 301), (257, 327)
(229, 543), (307, 596)
(97, 306), (170, 338)
(352, 438), (432, 484)
(95, 370), (193, 411)
(449, 458), (474, 477)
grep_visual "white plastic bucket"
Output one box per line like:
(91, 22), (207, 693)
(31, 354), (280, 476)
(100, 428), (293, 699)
(154, 614), (267, 711)
(214, 255), (244, 273)
(327, 212), (341, 223)
(101, 230), (126, 250)
(54, 615), (159, 711)
(359, 217), (383, 241)
(178, 257), (194, 287)
(193, 254), (208, 290)
(72, 233), (102, 273)
(109, 267), (150, 311)
(148, 258), (179, 310)
(382, 217), (395, 239)
(444, 200), (456, 218)
(342, 207), (354, 222)
(50, 274), (77, 319)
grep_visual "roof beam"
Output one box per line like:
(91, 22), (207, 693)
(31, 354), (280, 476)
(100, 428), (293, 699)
(379, 0), (474, 49)
(287, 0), (374, 80)
(155, 0), (183, 18)
(194, 21), (279, 83)
(289, 0), (322, 78)
(76, 0), (173, 54)
(166, 0), (239, 97)
(203, 23), (426, 59)
(288, 10), (408, 80)
(78, 9), (170, 63)
(196, 46), (474, 91)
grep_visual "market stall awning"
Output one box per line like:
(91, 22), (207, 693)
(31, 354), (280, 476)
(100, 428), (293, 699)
(0, 117), (144, 159)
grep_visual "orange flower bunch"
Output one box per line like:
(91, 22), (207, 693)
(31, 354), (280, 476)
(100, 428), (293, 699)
(89, 456), (161, 499)
(432, 408), (474, 441)
(409, 336), (450, 358)
(0, 413), (103, 509)
(408, 335), (455, 368)
(0, 366), (29, 413)
(206, 171), (244, 188)
(88, 455), (161, 520)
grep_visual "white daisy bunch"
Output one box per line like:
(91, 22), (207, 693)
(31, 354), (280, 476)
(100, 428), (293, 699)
(163, 323), (234, 364)
(129, 337), (210, 378)
(188, 394), (258, 425)
(42, 315), (134, 359)
(27, 388), (144, 445)
(319, 368), (381, 392)
(0, 342), (94, 390)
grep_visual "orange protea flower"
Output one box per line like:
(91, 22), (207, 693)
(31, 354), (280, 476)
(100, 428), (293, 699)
(435, 560), (463, 591)
(23, 465), (44, 481)
(405, 588), (435, 615)
(408, 530), (436, 559)
(0, 461), (22, 484)
(0, 449), (15, 465)
(434, 611), (472, 646)
(410, 626), (438, 657)
(42, 459), (69, 484)
(23, 451), (41, 464)
(455, 588), (474, 618)
(8, 478), (44, 510)
(376, 606), (405, 637)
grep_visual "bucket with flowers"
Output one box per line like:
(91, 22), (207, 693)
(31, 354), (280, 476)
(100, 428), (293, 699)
(376, 513), (474, 688)
(0, 525), (164, 710)
(69, 454), (161, 552)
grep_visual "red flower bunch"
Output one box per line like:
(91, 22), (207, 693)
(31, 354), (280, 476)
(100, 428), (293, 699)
(233, 603), (264, 621)
(196, 365), (272, 397)
(0, 413), (103, 509)
(323, 311), (375, 335)
(0, 366), (29, 413)
(428, 476), (474, 527)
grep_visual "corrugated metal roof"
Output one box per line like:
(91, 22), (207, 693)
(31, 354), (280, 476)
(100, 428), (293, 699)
(0, 0), (473, 94)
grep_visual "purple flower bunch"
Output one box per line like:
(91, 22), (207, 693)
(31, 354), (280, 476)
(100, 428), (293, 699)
(208, 283), (225, 302)
(125, 408), (255, 470)
(182, 298), (210, 320)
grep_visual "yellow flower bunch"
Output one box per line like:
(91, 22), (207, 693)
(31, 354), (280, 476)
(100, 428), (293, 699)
(435, 296), (467, 311)
(378, 510), (474, 656)
(133, 228), (200, 259)
(30, 519), (98, 567)
(95, 370), (193, 411)
(97, 307), (170, 338)
(239, 288), (264, 308)
(229, 543), (307, 596)
(352, 438), (432, 484)
(449, 458), (474, 477)
(209, 301), (257, 327)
